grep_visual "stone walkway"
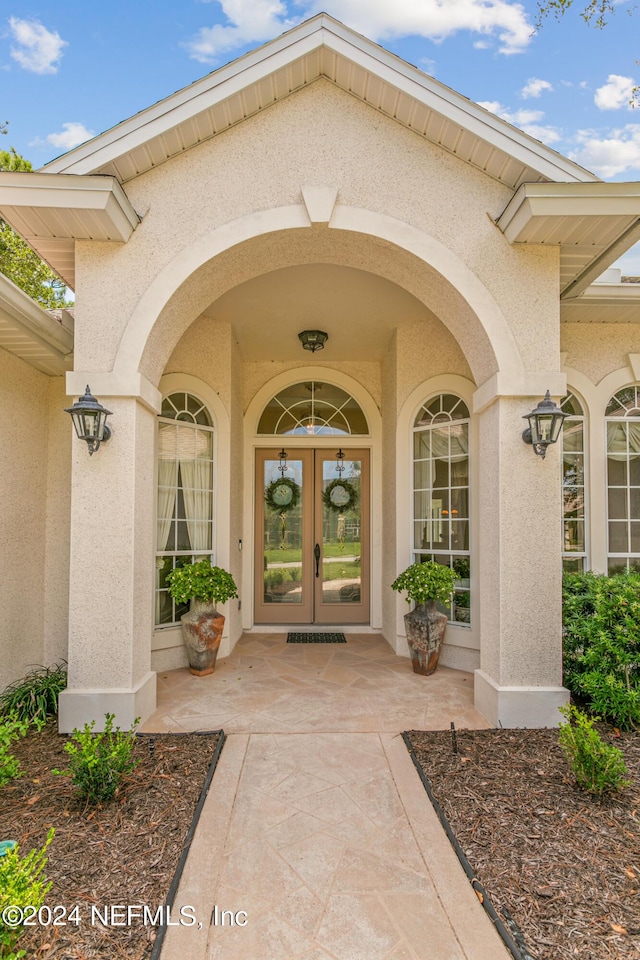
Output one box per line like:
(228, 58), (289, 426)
(143, 634), (510, 960)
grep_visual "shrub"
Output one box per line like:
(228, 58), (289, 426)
(558, 704), (630, 797)
(562, 571), (640, 729)
(53, 713), (140, 803)
(166, 559), (238, 607)
(0, 716), (30, 787)
(0, 828), (54, 959)
(0, 663), (67, 723)
(391, 560), (457, 606)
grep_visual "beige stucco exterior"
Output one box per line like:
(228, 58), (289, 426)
(2, 16), (640, 730)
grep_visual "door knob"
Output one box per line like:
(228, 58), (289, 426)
(314, 543), (321, 578)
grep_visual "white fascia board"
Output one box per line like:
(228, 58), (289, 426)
(0, 172), (139, 240)
(0, 273), (74, 354)
(579, 282), (640, 303)
(322, 32), (597, 185)
(40, 23), (334, 176)
(39, 14), (596, 185)
(497, 182), (640, 243)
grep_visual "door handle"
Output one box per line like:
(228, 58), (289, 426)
(314, 543), (321, 578)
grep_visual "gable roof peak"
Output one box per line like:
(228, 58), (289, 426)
(40, 12), (596, 189)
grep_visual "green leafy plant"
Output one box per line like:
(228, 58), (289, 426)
(0, 716), (31, 787)
(0, 828), (54, 959)
(391, 560), (457, 606)
(0, 663), (67, 723)
(562, 571), (640, 729)
(166, 559), (238, 608)
(558, 704), (630, 797)
(53, 713), (140, 803)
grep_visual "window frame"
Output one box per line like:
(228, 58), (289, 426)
(605, 385), (640, 574)
(155, 392), (216, 628)
(560, 392), (588, 573)
(411, 393), (471, 626)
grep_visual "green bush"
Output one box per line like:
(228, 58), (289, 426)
(0, 716), (30, 787)
(53, 713), (140, 803)
(558, 704), (630, 797)
(562, 571), (640, 729)
(0, 663), (67, 723)
(0, 828), (54, 959)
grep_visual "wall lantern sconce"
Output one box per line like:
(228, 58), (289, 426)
(65, 385), (112, 456)
(335, 449), (345, 476)
(298, 330), (328, 353)
(522, 390), (567, 459)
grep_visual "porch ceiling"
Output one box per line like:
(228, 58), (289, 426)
(204, 264), (429, 360)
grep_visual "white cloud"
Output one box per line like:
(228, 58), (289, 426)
(185, 0), (535, 62)
(8, 17), (67, 74)
(521, 77), (552, 99)
(45, 123), (94, 150)
(185, 0), (295, 61)
(478, 100), (562, 143)
(594, 74), (635, 111)
(570, 125), (640, 177)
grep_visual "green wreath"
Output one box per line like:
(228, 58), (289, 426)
(322, 478), (358, 514)
(265, 476), (301, 513)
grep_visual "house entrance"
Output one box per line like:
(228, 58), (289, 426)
(254, 449), (370, 624)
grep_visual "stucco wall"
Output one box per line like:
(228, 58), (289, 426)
(0, 349), (48, 689)
(74, 79), (560, 387)
(562, 323), (640, 386)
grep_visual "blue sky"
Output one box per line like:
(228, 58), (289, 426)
(2, 0), (640, 271)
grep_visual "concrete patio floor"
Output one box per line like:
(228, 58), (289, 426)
(145, 633), (510, 960)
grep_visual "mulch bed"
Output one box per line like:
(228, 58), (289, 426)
(404, 727), (640, 960)
(1, 722), (222, 959)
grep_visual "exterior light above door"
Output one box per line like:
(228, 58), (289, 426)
(522, 391), (567, 459)
(298, 330), (328, 353)
(64, 385), (112, 456)
(278, 448), (289, 475)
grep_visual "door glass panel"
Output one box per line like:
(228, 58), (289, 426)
(321, 459), (362, 604)
(263, 459), (303, 604)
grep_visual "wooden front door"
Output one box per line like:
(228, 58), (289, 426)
(254, 448), (370, 624)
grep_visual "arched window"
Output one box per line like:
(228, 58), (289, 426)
(258, 381), (368, 436)
(606, 385), (640, 574)
(155, 393), (215, 626)
(560, 393), (587, 572)
(412, 394), (470, 625)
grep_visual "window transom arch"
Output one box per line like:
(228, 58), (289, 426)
(412, 393), (471, 625)
(257, 381), (369, 436)
(155, 392), (215, 626)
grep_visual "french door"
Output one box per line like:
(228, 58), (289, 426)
(254, 448), (370, 624)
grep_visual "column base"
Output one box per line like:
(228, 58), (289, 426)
(58, 671), (157, 733)
(474, 669), (569, 728)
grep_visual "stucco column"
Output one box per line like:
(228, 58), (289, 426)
(474, 396), (568, 727)
(59, 396), (157, 732)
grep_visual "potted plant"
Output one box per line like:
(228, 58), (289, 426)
(391, 560), (457, 675)
(166, 559), (238, 676)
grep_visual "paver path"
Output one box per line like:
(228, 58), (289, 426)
(146, 635), (511, 960)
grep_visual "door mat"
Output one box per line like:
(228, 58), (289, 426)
(287, 632), (347, 643)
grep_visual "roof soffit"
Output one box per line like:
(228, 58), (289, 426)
(0, 273), (73, 375)
(40, 15), (597, 190)
(497, 183), (640, 300)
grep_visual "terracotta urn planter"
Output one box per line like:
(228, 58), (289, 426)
(181, 600), (225, 676)
(404, 600), (448, 676)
